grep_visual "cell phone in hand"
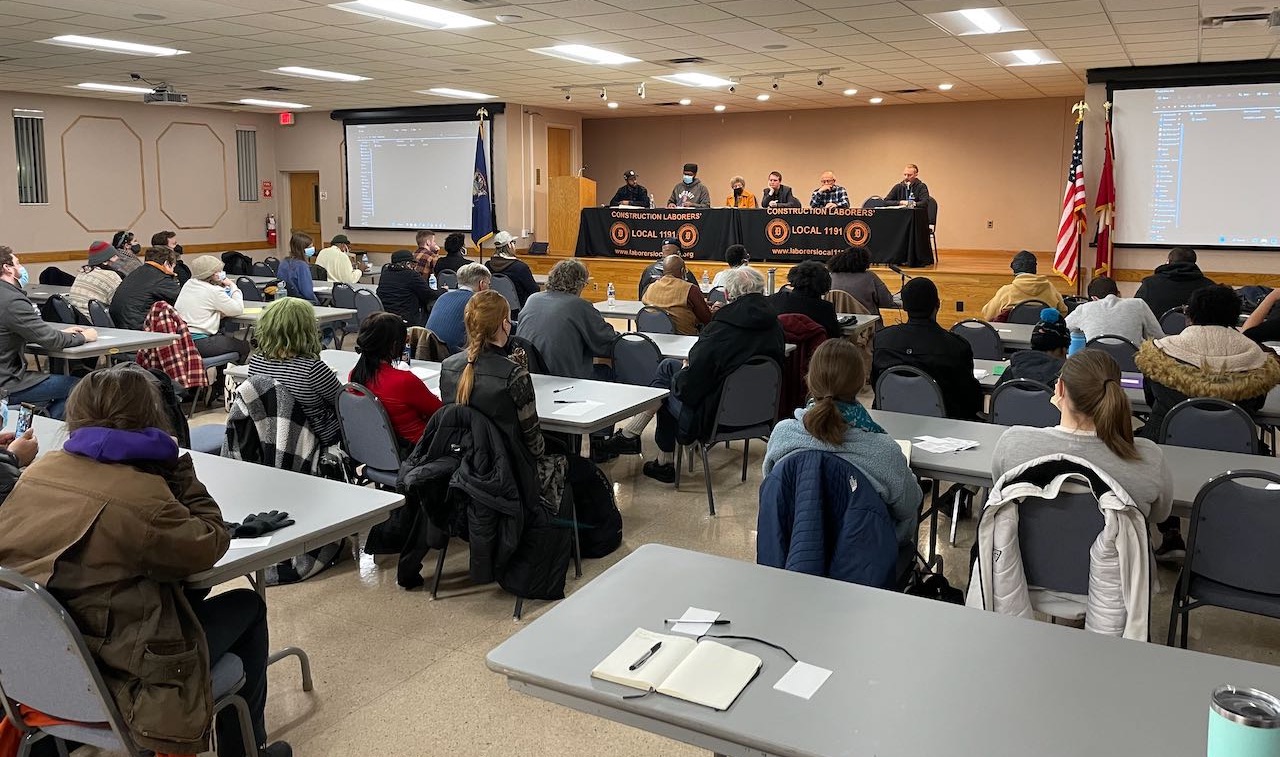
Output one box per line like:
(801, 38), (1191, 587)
(15, 403), (34, 436)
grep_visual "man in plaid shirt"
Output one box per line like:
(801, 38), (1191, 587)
(412, 229), (439, 277)
(809, 171), (850, 209)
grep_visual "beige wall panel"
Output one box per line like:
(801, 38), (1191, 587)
(61, 116), (144, 233)
(157, 122), (227, 229)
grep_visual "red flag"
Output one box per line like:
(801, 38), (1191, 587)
(1094, 108), (1116, 278)
(1054, 116), (1087, 285)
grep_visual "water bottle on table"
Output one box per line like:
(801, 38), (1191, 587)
(607, 282), (616, 308)
(907, 189), (916, 208)
(401, 342), (412, 367)
(701, 270), (710, 288)
(428, 273), (438, 290)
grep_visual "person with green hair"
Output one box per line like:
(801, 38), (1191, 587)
(247, 297), (342, 445)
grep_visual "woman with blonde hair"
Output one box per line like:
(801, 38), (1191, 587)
(763, 338), (922, 546)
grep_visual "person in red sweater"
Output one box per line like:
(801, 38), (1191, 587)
(349, 312), (442, 450)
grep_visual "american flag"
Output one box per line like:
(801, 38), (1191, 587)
(1054, 116), (1087, 284)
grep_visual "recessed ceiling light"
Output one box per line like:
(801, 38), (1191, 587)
(529, 44), (639, 65)
(925, 7), (1026, 36)
(843, 88), (858, 96)
(133, 13), (166, 21)
(238, 98), (311, 109)
(607, 101), (619, 109)
(272, 66), (370, 82)
(714, 104), (726, 112)
(762, 44), (787, 50)
(40, 35), (188, 57)
(494, 14), (522, 22)
(74, 82), (154, 94)
(654, 72), (733, 88)
(869, 96), (884, 104)
(939, 82), (954, 91)
(756, 93), (770, 101)
(329, 0), (492, 30)
(678, 98), (692, 105)
(987, 48), (1060, 66)
(419, 87), (495, 100)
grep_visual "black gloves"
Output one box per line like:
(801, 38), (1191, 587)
(229, 511), (295, 538)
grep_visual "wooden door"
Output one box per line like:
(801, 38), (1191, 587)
(548, 127), (572, 177)
(288, 171), (321, 245)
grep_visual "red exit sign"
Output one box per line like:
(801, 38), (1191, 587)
(279, 112), (295, 126)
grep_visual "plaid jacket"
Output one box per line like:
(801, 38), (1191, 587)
(137, 300), (207, 389)
(411, 246), (435, 277)
(809, 185), (850, 208)
(222, 374), (321, 474)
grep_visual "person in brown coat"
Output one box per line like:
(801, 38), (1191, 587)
(640, 254), (712, 335)
(0, 366), (290, 757)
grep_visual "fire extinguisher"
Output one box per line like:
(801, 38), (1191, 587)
(266, 213), (277, 247)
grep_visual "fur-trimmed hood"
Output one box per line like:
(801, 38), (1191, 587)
(1135, 325), (1280, 402)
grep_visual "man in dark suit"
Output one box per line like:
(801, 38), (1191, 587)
(883, 163), (930, 206)
(760, 170), (802, 208)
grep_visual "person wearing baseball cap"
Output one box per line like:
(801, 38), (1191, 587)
(67, 241), (126, 316)
(484, 230), (538, 307)
(316, 233), (364, 284)
(174, 255), (249, 363)
(608, 169), (650, 208)
(666, 162), (711, 208)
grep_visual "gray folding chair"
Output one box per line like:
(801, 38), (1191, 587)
(251, 262), (275, 278)
(1159, 397), (1260, 455)
(990, 378), (1060, 428)
(675, 357), (782, 516)
(1017, 489), (1108, 618)
(329, 283), (356, 347)
(1160, 306), (1188, 335)
(237, 276), (264, 303)
(1007, 300), (1053, 325)
(872, 365), (946, 418)
(353, 289), (384, 329)
(636, 306), (675, 334)
(1085, 334), (1139, 372)
(1169, 470), (1280, 648)
(438, 270), (458, 290)
(187, 352), (241, 418)
(87, 299), (115, 329)
(337, 382), (402, 487)
(0, 567), (258, 757)
(611, 333), (662, 386)
(950, 318), (1004, 360)
(490, 274), (521, 315)
(706, 287), (726, 305)
(46, 294), (79, 325)
(262, 256), (280, 274)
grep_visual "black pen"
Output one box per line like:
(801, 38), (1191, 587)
(553, 385), (574, 393)
(554, 400), (584, 404)
(629, 642), (662, 671)
(663, 618), (730, 625)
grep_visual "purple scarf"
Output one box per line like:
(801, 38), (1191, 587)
(64, 427), (178, 463)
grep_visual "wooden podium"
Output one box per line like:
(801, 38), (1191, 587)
(549, 176), (596, 256)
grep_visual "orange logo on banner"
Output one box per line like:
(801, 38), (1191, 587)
(609, 222), (630, 247)
(677, 223), (699, 249)
(845, 221), (870, 247)
(766, 218), (790, 246)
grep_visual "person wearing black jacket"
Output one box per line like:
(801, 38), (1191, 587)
(1135, 247), (1215, 320)
(872, 277), (982, 421)
(485, 231), (539, 307)
(760, 171), (802, 208)
(607, 170), (650, 208)
(109, 246), (181, 330)
(377, 250), (438, 325)
(769, 261), (842, 338)
(433, 232), (470, 277)
(883, 164), (930, 206)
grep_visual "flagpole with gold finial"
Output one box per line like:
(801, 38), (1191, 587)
(475, 106), (490, 264)
(1072, 100), (1088, 293)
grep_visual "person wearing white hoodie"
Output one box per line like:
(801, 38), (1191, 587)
(174, 255), (249, 363)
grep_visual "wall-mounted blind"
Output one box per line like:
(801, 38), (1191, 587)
(236, 127), (258, 201)
(13, 110), (47, 205)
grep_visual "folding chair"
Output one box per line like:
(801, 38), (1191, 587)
(337, 382), (402, 488)
(353, 289), (384, 330)
(1159, 397), (1260, 455)
(873, 365), (946, 417)
(950, 319), (1004, 360)
(990, 378), (1059, 428)
(611, 333), (661, 386)
(237, 277), (264, 303)
(635, 306), (675, 334)
(1085, 334), (1140, 373)
(1159, 306), (1189, 336)
(1007, 300), (1054, 325)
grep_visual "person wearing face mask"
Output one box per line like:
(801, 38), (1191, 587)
(67, 240), (126, 315)
(0, 245), (97, 419)
(109, 245), (181, 331)
(111, 230), (145, 274)
(665, 163), (712, 208)
(275, 232), (318, 303)
(724, 175), (757, 208)
(152, 230), (190, 286)
(175, 255), (249, 364)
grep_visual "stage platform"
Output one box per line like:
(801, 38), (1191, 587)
(518, 249), (1076, 328)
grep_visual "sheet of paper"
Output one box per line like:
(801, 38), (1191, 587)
(914, 436), (979, 454)
(1267, 483), (1280, 491)
(669, 607), (720, 636)
(95, 335), (117, 340)
(973, 369), (988, 379)
(896, 439), (911, 462)
(551, 399), (603, 417)
(773, 661), (832, 700)
(410, 366), (439, 381)
(229, 536), (272, 549)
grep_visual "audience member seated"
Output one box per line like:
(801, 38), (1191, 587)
(709, 244), (750, 290)
(174, 255), (250, 364)
(638, 240), (699, 298)
(995, 308), (1070, 387)
(110, 245), (180, 331)
(980, 250), (1068, 321)
(485, 230), (539, 307)
(513, 259), (617, 379)
(1135, 246), (1215, 319)
(276, 232), (318, 303)
(110, 230), (144, 274)
(432, 232), (470, 277)
(763, 339), (923, 547)
(1135, 284), (1280, 560)
(1066, 275), (1164, 344)
(0, 246), (95, 419)
(993, 349), (1172, 524)
(151, 230), (189, 286)
(349, 312), (442, 452)
(316, 233), (367, 284)
(378, 249), (438, 326)
(769, 260), (842, 338)
(828, 247), (894, 319)
(604, 267), (784, 479)
(426, 262), (491, 352)
(1239, 286), (1280, 344)
(640, 254), (713, 335)
(410, 229), (438, 278)
(0, 366), (291, 757)
(67, 240), (125, 315)
(248, 297), (342, 446)
(440, 289), (565, 506)
(873, 277), (982, 421)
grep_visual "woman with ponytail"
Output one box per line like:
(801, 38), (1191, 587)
(762, 339), (923, 546)
(349, 312), (442, 449)
(992, 349), (1172, 522)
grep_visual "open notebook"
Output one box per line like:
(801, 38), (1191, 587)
(591, 628), (762, 711)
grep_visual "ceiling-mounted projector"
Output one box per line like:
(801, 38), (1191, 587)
(143, 88), (188, 105)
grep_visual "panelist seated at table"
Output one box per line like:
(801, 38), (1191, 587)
(608, 169), (650, 208)
(882, 163), (930, 206)
(724, 175), (757, 208)
(980, 250), (1068, 321)
(810, 171), (850, 209)
(641, 255), (713, 335)
(760, 171), (802, 208)
(666, 162), (712, 208)
(0, 366), (292, 757)
(995, 308), (1070, 388)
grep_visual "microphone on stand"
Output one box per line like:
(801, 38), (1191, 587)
(887, 263), (911, 302)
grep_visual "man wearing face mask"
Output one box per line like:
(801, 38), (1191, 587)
(666, 163), (711, 208)
(110, 246), (181, 331)
(111, 230), (145, 274)
(724, 176), (757, 208)
(175, 255), (249, 364)
(0, 246), (97, 419)
(151, 230), (190, 286)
